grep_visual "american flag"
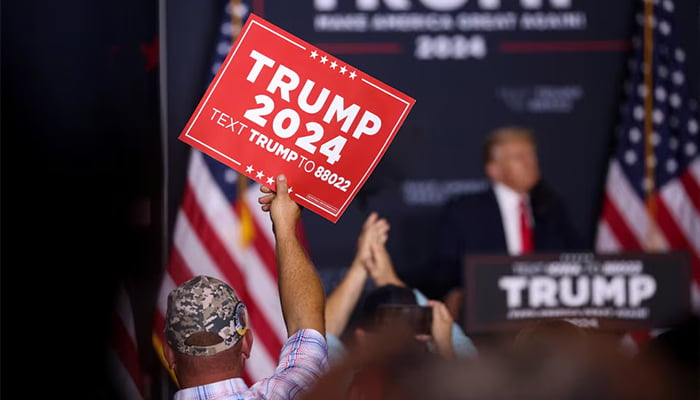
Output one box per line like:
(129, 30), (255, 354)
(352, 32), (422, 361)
(109, 284), (146, 399)
(152, 0), (291, 385)
(595, 0), (700, 327)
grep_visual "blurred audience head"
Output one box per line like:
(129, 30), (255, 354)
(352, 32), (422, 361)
(352, 284), (434, 352)
(637, 315), (700, 400)
(305, 317), (686, 400)
(356, 284), (418, 331)
(511, 318), (589, 360)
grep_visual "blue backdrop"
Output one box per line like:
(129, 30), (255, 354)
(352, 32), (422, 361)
(165, 0), (700, 297)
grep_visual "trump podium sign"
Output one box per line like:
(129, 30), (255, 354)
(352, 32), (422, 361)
(463, 252), (692, 333)
(179, 14), (415, 222)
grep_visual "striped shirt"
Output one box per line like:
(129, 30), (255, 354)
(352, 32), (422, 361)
(173, 329), (328, 400)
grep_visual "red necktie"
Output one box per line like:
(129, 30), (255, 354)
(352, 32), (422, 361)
(519, 199), (533, 254)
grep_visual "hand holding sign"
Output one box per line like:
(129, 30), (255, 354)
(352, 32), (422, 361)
(179, 14), (415, 222)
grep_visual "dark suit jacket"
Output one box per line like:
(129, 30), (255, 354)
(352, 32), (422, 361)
(431, 180), (583, 300)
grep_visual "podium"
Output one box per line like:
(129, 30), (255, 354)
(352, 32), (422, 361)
(462, 251), (692, 333)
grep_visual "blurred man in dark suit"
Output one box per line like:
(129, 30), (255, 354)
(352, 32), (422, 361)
(433, 126), (582, 319)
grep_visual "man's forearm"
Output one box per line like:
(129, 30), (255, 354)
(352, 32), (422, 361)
(276, 228), (326, 336)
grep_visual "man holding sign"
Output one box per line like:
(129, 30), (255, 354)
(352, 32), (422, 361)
(179, 14), (415, 222)
(163, 175), (328, 400)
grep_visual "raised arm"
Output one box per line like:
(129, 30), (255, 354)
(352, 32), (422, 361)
(364, 227), (405, 288)
(324, 212), (389, 337)
(259, 175), (325, 336)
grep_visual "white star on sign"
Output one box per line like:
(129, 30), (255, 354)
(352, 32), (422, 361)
(288, 187), (293, 193)
(266, 176), (274, 185)
(256, 170), (264, 179)
(330, 61), (338, 69)
(349, 71), (357, 80)
(246, 165), (254, 173)
(339, 66), (347, 74)
(310, 50), (318, 59)
(320, 56), (328, 64)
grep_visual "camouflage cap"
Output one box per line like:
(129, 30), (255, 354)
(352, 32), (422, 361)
(165, 275), (248, 356)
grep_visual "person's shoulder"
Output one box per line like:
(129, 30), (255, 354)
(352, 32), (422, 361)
(276, 329), (329, 374)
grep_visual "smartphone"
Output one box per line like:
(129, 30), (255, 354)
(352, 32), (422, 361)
(375, 304), (433, 335)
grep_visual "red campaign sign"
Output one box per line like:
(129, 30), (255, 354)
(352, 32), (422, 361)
(179, 14), (415, 223)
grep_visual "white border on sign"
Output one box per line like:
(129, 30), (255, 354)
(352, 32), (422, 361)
(183, 15), (413, 219)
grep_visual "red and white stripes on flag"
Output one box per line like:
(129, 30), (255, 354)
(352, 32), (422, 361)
(596, 159), (700, 346)
(110, 285), (145, 400)
(596, 159), (700, 296)
(595, 0), (700, 342)
(152, 149), (287, 384)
